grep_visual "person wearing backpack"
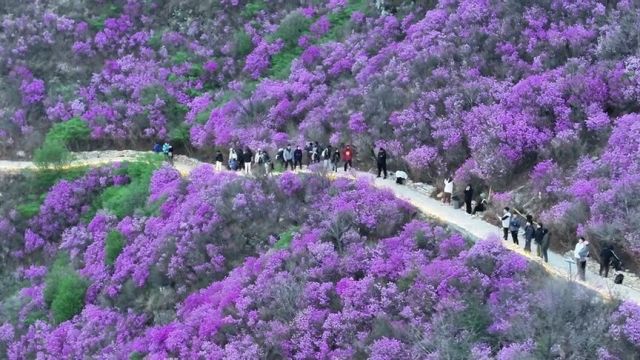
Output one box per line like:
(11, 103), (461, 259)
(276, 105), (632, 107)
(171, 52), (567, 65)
(377, 147), (388, 179)
(574, 237), (590, 281)
(498, 207), (512, 241)
(523, 214), (535, 253)
(509, 213), (521, 245)
(215, 150), (224, 171)
(162, 142), (174, 165)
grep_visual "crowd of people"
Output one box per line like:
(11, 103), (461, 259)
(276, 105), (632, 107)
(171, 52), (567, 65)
(155, 140), (625, 285)
(442, 179), (625, 284)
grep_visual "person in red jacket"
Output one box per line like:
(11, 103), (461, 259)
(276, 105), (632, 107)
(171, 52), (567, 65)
(343, 145), (354, 171)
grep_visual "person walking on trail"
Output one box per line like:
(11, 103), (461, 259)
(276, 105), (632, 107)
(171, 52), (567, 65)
(276, 148), (284, 167)
(243, 147), (253, 174)
(523, 214), (535, 253)
(305, 142), (314, 166)
(331, 148), (340, 172)
(599, 244), (620, 278)
(312, 142), (320, 164)
(215, 150), (224, 171)
(377, 147), (388, 179)
(283, 145), (293, 170)
(343, 145), (354, 171)
(498, 207), (512, 241)
(509, 213), (521, 245)
(463, 184), (474, 214)
(443, 177), (453, 204)
(535, 223), (550, 263)
(162, 142), (174, 164)
(574, 237), (590, 281)
(322, 145), (332, 170)
(260, 150), (272, 175)
(229, 148), (239, 171)
(237, 148), (245, 171)
(294, 146), (303, 170)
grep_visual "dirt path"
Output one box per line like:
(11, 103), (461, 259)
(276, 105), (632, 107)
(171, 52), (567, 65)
(1, 150), (638, 304)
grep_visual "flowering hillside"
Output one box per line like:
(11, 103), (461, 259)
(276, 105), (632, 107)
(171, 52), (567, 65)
(0, 162), (639, 358)
(1, 0), (639, 259)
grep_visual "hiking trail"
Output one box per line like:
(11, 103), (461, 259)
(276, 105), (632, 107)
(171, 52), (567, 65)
(1, 150), (638, 304)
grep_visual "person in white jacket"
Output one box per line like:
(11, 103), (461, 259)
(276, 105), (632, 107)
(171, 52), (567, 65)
(443, 176), (454, 204)
(497, 207), (512, 241)
(574, 237), (589, 281)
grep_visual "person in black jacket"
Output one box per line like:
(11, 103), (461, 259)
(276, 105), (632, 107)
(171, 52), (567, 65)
(535, 223), (550, 262)
(215, 150), (224, 171)
(237, 148), (244, 172)
(331, 149), (340, 172)
(463, 184), (473, 214)
(294, 146), (303, 170)
(377, 147), (387, 178)
(523, 214), (535, 253)
(243, 147), (253, 174)
(599, 244), (621, 278)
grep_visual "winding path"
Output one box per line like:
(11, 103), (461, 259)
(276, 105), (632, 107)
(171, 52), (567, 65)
(1, 150), (638, 304)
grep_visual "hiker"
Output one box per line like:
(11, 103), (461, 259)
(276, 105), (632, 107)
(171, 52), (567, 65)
(599, 244), (621, 278)
(294, 145), (303, 170)
(464, 184), (474, 214)
(258, 149), (272, 175)
(535, 223), (550, 263)
(312, 142), (320, 164)
(498, 207), (512, 241)
(443, 176), (453, 204)
(215, 150), (224, 171)
(331, 148), (340, 172)
(377, 147), (387, 179)
(229, 148), (239, 171)
(472, 198), (487, 216)
(395, 170), (408, 185)
(523, 214), (535, 253)
(276, 148), (284, 167)
(243, 147), (253, 174)
(153, 142), (163, 153)
(237, 148), (245, 171)
(509, 213), (521, 245)
(283, 145), (293, 170)
(343, 145), (354, 171)
(162, 142), (174, 164)
(574, 237), (589, 281)
(305, 142), (314, 166)
(322, 145), (332, 169)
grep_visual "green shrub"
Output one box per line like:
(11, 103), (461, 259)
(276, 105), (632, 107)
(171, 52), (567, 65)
(148, 31), (163, 50)
(171, 51), (190, 64)
(46, 118), (91, 146)
(16, 201), (41, 219)
(44, 254), (88, 324)
(169, 123), (190, 145)
(242, 0), (267, 18)
(234, 30), (253, 57)
(96, 158), (162, 218)
(271, 11), (311, 48)
(274, 226), (299, 249)
(105, 230), (126, 265)
(33, 139), (72, 169)
(268, 47), (303, 79)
